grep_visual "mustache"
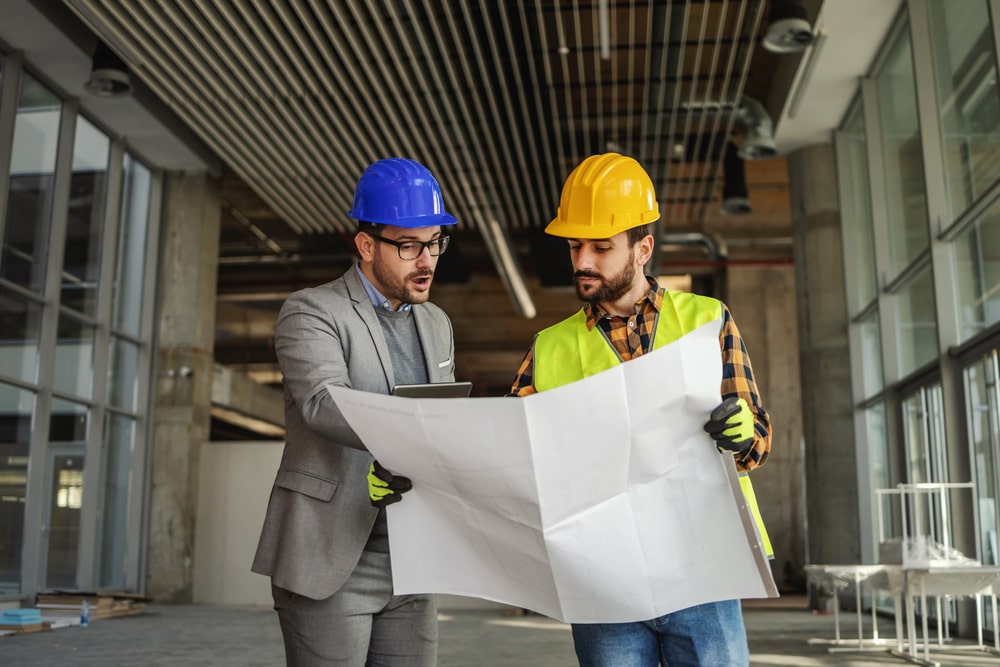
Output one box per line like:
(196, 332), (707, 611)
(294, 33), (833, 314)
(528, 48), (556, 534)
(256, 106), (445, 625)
(574, 270), (602, 280)
(408, 270), (434, 280)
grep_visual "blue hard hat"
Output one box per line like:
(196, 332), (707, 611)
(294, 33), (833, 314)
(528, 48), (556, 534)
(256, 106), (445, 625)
(347, 158), (457, 228)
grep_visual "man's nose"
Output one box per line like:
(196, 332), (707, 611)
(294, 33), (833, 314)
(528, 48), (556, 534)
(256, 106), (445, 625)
(414, 244), (435, 267)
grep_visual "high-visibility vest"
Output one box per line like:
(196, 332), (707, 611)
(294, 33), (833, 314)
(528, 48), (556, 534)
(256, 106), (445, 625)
(533, 290), (774, 558)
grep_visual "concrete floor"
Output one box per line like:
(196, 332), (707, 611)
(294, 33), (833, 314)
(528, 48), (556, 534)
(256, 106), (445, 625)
(1, 597), (999, 666)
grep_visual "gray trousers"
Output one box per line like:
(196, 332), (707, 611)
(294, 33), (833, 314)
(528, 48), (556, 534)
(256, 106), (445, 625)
(272, 549), (437, 666)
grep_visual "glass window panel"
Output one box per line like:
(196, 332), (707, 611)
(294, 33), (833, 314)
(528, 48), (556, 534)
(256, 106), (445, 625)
(895, 266), (938, 375)
(928, 0), (1000, 220)
(866, 403), (896, 547)
(98, 412), (134, 589)
(107, 337), (138, 411)
(61, 117), (109, 316)
(965, 354), (998, 564)
(53, 311), (95, 400)
(842, 107), (878, 309)
(0, 287), (42, 384)
(955, 196), (1000, 341)
(1, 73), (61, 293)
(877, 28), (930, 277)
(45, 398), (87, 590)
(0, 383), (34, 596)
(857, 309), (884, 398)
(112, 155), (150, 336)
(903, 391), (929, 484)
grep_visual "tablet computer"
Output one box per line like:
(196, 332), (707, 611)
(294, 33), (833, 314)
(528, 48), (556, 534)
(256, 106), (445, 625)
(391, 381), (473, 398)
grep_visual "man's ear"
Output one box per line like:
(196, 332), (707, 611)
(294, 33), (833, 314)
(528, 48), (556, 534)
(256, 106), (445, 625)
(635, 233), (655, 266)
(356, 231), (375, 262)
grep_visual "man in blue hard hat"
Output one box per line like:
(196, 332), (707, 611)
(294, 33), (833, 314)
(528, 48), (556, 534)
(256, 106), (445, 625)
(252, 158), (458, 666)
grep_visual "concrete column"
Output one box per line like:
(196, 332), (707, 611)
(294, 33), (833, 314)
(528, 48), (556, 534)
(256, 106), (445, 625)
(788, 144), (860, 575)
(147, 171), (221, 602)
(725, 263), (805, 591)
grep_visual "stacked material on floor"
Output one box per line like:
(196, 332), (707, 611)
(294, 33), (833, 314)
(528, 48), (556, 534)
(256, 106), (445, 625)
(34, 592), (150, 621)
(0, 608), (45, 634)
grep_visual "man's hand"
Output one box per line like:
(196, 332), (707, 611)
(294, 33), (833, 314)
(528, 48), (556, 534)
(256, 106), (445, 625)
(704, 396), (754, 455)
(367, 460), (412, 508)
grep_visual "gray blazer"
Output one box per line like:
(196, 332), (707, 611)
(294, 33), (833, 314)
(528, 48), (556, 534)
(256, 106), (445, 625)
(252, 266), (456, 599)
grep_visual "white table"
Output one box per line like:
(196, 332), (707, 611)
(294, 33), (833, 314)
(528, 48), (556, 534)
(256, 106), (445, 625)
(803, 564), (895, 652)
(881, 565), (1000, 666)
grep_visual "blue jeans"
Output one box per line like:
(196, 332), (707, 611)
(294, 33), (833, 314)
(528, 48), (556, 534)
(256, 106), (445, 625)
(571, 599), (749, 666)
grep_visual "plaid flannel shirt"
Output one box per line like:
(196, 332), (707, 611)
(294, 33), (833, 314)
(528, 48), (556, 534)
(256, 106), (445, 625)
(508, 277), (771, 471)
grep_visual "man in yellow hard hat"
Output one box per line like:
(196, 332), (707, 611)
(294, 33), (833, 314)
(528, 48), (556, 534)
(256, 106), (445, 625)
(508, 152), (772, 666)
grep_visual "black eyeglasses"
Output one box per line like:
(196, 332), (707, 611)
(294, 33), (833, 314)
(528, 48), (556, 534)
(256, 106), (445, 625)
(370, 234), (450, 260)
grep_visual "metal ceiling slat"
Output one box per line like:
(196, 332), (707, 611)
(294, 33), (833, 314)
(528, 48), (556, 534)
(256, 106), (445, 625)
(678, 1), (729, 225)
(146, 3), (314, 183)
(445, 4), (523, 229)
(571, 1), (594, 156)
(623, 0), (639, 156)
(674, 2), (712, 225)
(691, 1), (749, 225)
(309, 1), (424, 167)
(332, 3), (443, 176)
(223, 2), (346, 215)
(250, 2), (360, 212)
(640, 2), (671, 170)
(272, 3), (372, 185)
(380, 1), (534, 316)
(415, 1), (520, 229)
(469, 3), (542, 230)
(533, 3), (570, 175)
(513, 2), (561, 200)
(493, 3), (550, 227)
(151, 3), (331, 233)
(165, 0), (333, 222)
(637, 0), (651, 165)
(656, 2), (690, 224)
(76, 1), (319, 234)
(373, 1), (486, 215)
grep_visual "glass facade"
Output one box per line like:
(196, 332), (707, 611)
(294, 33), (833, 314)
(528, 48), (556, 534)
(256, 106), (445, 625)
(0, 55), (160, 598)
(838, 0), (1000, 581)
(927, 0), (1000, 221)
(876, 29), (930, 278)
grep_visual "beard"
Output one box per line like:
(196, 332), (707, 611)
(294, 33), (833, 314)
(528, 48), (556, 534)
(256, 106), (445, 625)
(371, 255), (434, 305)
(574, 251), (636, 305)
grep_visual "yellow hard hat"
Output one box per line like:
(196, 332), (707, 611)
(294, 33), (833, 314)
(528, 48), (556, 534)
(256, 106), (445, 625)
(545, 153), (660, 239)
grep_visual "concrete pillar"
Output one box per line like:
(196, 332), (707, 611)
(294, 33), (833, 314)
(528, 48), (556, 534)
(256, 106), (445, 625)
(788, 144), (860, 575)
(147, 171), (221, 602)
(725, 263), (805, 591)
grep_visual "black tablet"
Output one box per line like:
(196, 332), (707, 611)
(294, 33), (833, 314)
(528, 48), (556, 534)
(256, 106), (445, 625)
(391, 381), (473, 398)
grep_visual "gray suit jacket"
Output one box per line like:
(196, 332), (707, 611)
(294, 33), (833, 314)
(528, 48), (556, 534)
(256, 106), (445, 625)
(251, 266), (456, 599)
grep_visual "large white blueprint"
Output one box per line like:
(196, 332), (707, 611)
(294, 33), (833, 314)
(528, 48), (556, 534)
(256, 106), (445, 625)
(327, 320), (777, 623)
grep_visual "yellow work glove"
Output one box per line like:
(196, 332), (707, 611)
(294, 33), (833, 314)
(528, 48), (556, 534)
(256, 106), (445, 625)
(704, 396), (755, 455)
(367, 460), (412, 508)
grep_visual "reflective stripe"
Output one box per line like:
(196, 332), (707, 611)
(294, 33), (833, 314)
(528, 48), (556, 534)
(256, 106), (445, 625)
(533, 289), (773, 559)
(739, 472), (774, 559)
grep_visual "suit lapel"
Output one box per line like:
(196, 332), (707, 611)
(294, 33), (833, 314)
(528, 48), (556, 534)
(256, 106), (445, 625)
(343, 267), (395, 389)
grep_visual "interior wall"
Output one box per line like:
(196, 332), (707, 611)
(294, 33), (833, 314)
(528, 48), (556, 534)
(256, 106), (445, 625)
(192, 440), (509, 611)
(725, 263), (806, 591)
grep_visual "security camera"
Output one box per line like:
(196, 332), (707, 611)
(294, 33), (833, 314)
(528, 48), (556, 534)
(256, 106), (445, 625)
(84, 42), (132, 97)
(763, 1), (815, 54)
(764, 18), (815, 53)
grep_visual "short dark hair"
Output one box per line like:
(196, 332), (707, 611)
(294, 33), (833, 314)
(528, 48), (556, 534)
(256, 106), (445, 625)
(627, 224), (653, 246)
(357, 221), (381, 236)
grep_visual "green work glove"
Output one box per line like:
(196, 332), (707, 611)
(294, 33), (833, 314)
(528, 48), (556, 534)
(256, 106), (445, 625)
(704, 396), (755, 455)
(367, 460), (412, 508)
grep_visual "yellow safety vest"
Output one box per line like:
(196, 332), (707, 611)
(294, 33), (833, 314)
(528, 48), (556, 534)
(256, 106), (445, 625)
(533, 290), (774, 558)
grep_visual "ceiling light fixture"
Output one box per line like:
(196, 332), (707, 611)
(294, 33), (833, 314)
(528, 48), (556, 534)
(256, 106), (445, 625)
(762, 0), (816, 54)
(84, 41), (132, 97)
